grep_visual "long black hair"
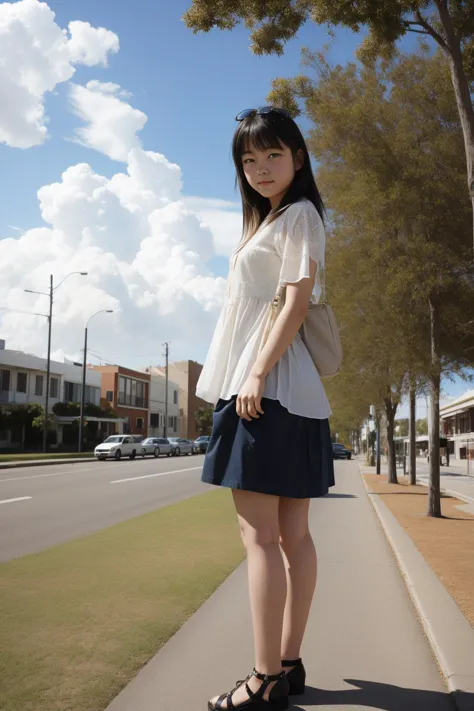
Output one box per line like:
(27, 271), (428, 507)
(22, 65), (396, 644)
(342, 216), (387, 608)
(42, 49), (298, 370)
(232, 110), (325, 245)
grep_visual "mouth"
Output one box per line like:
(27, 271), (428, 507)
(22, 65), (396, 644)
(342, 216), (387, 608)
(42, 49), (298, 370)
(257, 180), (274, 186)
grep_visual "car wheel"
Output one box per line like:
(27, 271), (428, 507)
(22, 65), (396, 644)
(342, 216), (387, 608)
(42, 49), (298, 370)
(115, 449), (122, 461)
(153, 447), (160, 458)
(129, 450), (136, 460)
(167, 452), (171, 457)
(141, 449), (146, 458)
(175, 447), (180, 456)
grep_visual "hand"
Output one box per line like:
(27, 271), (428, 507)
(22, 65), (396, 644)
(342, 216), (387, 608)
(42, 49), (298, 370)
(236, 374), (265, 421)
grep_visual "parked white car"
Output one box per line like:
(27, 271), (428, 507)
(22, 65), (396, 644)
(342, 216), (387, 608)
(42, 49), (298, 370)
(95, 435), (139, 461)
(140, 437), (172, 458)
(168, 437), (193, 456)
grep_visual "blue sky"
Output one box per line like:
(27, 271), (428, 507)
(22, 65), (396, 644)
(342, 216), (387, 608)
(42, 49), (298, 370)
(0, 0), (471, 416)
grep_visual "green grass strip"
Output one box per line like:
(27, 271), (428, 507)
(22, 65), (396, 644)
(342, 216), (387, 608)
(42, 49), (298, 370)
(0, 452), (94, 462)
(0, 489), (244, 711)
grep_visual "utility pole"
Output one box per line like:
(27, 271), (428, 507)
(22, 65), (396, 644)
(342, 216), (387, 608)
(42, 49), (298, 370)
(25, 271), (87, 453)
(43, 275), (53, 453)
(163, 342), (169, 438)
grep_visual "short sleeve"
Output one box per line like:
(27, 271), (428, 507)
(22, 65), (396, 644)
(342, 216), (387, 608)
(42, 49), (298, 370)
(275, 200), (325, 291)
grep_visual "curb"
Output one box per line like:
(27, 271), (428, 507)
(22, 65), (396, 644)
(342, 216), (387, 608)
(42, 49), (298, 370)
(359, 465), (474, 711)
(0, 457), (95, 470)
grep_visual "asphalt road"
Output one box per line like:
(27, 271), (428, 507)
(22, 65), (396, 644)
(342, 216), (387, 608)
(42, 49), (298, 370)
(0, 454), (209, 562)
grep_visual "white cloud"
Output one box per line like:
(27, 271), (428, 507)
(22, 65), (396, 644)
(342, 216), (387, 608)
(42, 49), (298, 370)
(0, 1), (243, 369)
(0, 149), (237, 367)
(69, 81), (147, 161)
(0, 0), (119, 148)
(67, 20), (119, 67)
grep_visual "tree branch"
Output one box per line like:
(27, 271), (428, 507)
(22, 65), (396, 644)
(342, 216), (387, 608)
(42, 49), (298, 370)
(407, 28), (431, 36)
(414, 11), (449, 51)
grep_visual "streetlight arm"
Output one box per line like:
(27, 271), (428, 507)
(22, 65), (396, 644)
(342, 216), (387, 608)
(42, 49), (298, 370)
(53, 271), (88, 292)
(86, 309), (113, 328)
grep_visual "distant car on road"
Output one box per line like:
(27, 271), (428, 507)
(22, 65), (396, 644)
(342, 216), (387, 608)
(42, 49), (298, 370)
(193, 435), (210, 454)
(140, 437), (172, 458)
(332, 443), (352, 460)
(95, 435), (139, 461)
(168, 437), (193, 456)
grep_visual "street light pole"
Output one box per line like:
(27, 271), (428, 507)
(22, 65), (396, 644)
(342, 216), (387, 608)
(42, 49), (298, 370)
(78, 310), (113, 453)
(43, 274), (53, 453)
(25, 271), (88, 453)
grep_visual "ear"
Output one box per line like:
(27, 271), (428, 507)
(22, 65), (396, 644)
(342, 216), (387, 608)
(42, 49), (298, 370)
(294, 149), (304, 172)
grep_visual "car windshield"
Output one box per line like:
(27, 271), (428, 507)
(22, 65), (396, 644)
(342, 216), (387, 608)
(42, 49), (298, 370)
(169, 438), (179, 442)
(142, 438), (154, 444)
(104, 436), (123, 443)
(196, 436), (209, 441)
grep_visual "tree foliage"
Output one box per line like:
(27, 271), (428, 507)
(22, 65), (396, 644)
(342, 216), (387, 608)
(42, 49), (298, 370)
(185, 0), (474, 248)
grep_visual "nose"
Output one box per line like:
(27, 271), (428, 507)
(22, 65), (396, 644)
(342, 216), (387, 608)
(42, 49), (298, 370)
(257, 166), (269, 175)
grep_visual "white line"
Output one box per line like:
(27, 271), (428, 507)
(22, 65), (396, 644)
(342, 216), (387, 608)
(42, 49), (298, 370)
(0, 465), (100, 483)
(0, 496), (32, 505)
(110, 466), (202, 484)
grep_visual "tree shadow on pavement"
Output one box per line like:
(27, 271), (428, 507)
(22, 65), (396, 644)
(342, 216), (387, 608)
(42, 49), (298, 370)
(324, 494), (357, 499)
(290, 679), (464, 710)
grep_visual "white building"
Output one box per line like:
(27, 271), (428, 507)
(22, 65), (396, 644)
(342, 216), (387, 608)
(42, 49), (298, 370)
(0, 340), (103, 449)
(139, 366), (180, 437)
(440, 389), (474, 465)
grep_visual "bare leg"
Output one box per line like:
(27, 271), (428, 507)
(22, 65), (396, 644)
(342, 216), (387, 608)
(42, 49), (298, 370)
(209, 489), (286, 708)
(279, 497), (317, 665)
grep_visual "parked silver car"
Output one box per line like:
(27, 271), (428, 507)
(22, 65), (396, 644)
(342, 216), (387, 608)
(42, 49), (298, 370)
(168, 437), (193, 456)
(140, 437), (172, 458)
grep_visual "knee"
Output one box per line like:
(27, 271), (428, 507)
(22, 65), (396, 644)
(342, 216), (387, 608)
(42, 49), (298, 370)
(279, 528), (312, 555)
(239, 523), (280, 550)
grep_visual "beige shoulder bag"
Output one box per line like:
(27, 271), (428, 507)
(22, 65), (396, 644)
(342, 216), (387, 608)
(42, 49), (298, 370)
(260, 264), (343, 378)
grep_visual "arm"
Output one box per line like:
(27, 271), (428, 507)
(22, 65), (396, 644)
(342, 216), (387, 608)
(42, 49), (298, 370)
(236, 259), (317, 421)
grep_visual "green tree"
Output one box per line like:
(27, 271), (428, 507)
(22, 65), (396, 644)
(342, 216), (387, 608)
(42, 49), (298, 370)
(194, 406), (214, 435)
(185, 0), (474, 248)
(417, 418), (429, 435)
(280, 50), (474, 508)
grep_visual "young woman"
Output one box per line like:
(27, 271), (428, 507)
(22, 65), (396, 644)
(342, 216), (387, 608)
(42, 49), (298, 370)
(196, 106), (335, 711)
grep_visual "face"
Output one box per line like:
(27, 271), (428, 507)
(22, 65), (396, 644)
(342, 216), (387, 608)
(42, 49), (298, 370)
(241, 141), (304, 208)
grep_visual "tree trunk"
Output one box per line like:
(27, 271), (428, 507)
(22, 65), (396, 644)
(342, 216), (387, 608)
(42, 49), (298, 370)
(428, 294), (442, 517)
(385, 400), (398, 484)
(434, 1), (474, 250)
(409, 376), (417, 486)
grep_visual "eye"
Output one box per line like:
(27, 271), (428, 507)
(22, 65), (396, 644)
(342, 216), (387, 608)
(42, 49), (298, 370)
(268, 152), (282, 159)
(242, 157), (254, 164)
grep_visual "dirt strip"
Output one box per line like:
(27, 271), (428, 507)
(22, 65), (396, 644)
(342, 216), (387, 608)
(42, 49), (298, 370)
(363, 474), (474, 629)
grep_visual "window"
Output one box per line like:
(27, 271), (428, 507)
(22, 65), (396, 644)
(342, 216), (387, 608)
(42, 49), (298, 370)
(35, 374), (43, 396)
(150, 412), (159, 427)
(118, 376), (126, 405)
(173, 389), (178, 405)
(136, 417), (144, 429)
(64, 381), (80, 402)
(106, 390), (113, 402)
(0, 369), (10, 392)
(50, 377), (59, 398)
(16, 372), (27, 393)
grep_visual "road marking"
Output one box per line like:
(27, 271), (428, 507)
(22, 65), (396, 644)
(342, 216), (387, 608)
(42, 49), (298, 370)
(110, 466), (202, 484)
(0, 465), (100, 483)
(0, 496), (32, 505)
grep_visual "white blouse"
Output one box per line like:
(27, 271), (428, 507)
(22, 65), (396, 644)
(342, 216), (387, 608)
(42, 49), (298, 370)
(195, 199), (332, 419)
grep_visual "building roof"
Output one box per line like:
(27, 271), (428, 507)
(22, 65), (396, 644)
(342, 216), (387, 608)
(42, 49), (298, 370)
(440, 389), (474, 417)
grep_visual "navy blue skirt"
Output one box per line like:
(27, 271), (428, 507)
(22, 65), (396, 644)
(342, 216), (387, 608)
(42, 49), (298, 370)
(201, 396), (335, 499)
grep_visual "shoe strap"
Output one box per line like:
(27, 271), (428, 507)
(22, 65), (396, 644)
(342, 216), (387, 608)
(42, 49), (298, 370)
(281, 658), (301, 666)
(253, 668), (286, 683)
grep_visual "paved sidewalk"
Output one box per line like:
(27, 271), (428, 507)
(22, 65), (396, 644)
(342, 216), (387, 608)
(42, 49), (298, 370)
(105, 461), (451, 711)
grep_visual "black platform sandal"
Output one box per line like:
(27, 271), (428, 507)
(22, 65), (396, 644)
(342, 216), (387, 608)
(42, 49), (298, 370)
(208, 668), (289, 710)
(281, 658), (306, 695)
(237, 658), (305, 697)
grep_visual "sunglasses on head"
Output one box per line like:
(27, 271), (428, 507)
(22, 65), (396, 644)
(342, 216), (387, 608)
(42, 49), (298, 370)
(235, 106), (291, 122)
